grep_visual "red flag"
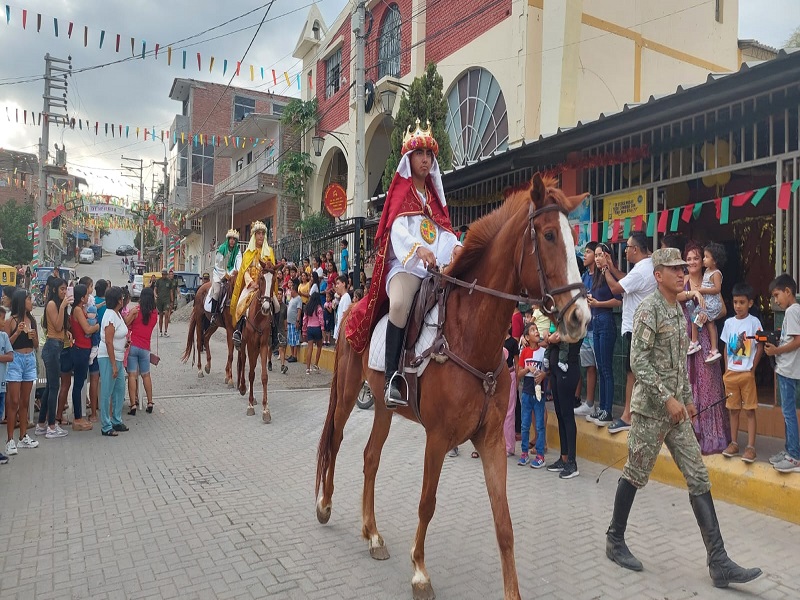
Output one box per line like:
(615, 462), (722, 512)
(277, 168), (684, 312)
(84, 25), (88, 47)
(37, 13), (41, 32)
(732, 191), (754, 207)
(68, 22), (73, 38)
(197, 52), (201, 70)
(272, 69), (277, 85)
(681, 203), (694, 223)
(591, 222), (598, 241)
(657, 209), (668, 234)
(633, 215), (643, 232)
(155, 44), (160, 59)
(778, 182), (792, 210)
(308, 73), (314, 90)
(236, 61), (241, 76)
(22, 9), (26, 29)
(116, 34), (120, 52)
(714, 198), (722, 220)
(611, 219), (620, 240)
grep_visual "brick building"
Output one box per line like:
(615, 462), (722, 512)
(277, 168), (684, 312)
(293, 0), (740, 219)
(167, 78), (296, 272)
(0, 149), (38, 208)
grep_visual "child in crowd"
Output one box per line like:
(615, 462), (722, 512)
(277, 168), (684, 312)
(353, 288), (364, 302)
(323, 289), (335, 347)
(517, 324), (547, 469)
(274, 288), (288, 374)
(765, 274), (800, 473)
(0, 308), (12, 464)
(719, 282), (763, 463)
(286, 279), (302, 364)
(688, 242), (726, 363)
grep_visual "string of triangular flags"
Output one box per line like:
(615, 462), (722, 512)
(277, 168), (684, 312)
(2, 107), (278, 150)
(2, 3), (311, 91)
(573, 179), (800, 243)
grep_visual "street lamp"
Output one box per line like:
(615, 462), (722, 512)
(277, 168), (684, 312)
(379, 80), (410, 117)
(311, 130), (349, 157)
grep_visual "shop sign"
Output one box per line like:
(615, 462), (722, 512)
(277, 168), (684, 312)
(323, 183), (347, 218)
(603, 188), (646, 221)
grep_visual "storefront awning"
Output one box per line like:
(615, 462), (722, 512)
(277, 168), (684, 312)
(68, 232), (89, 240)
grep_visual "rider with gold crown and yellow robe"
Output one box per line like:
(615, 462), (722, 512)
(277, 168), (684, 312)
(209, 228), (242, 325)
(345, 119), (462, 408)
(231, 221), (277, 349)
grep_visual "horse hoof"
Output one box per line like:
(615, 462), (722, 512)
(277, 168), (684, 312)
(246, 405), (255, 416)
(197, 371), (204, 379)
(369, 544), (390, 561)
(205, 365), (210, 374)
(315, 499), (331, 524)
(412, 582), (435, 600)
(262, 409), (271, 424)
(239, 387), (246, 396)
(228, 382), (235, 389)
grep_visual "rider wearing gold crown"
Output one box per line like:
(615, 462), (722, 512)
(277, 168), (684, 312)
(231, 221), (276, 349)
(210, 229), (242, 324)
(345, 118), (462, 408)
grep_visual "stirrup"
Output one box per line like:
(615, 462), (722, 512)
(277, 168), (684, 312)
(384, 372), (407, 409)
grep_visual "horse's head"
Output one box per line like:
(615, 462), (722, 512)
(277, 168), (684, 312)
(258, 268), (277, 317)
(519, 172), (591, 343)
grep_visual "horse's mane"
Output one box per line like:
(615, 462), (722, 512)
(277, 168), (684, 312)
(448, 176), (561, 278)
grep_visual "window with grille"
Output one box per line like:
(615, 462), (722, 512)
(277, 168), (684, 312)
(325, 48), (342, 99)
(234, 96), (256, 122)
(378, 4), (401, 79)
(445, 68), (509, 166)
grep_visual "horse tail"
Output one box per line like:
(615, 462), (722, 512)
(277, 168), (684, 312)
(181, 308), (197, 364)
(315, 319), (346, 498)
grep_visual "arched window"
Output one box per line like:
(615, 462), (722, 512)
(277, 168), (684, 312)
(378, 4), (401, 79)
(445, 68), (508, 166)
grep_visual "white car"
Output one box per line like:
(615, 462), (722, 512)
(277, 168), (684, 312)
(79, 248), (95, 264)
(131, 275), (144, 300)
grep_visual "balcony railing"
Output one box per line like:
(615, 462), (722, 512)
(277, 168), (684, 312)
(214, 152), (278, 197)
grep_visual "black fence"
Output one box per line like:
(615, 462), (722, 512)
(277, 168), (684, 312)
(274, 217), (379, 283)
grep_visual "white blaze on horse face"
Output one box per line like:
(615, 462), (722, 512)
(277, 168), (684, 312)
(557, 212), (591, 341)
(261, 272), (274, 314)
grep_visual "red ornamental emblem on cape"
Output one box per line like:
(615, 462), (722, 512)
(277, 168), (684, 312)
(345, 172), (454, 354)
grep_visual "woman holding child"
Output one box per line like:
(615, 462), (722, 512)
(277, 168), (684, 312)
(678, 241), (730, 455)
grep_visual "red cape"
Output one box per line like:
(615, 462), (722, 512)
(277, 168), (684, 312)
(345, 172), (454, 354)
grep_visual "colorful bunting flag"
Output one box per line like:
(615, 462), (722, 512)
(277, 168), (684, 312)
(778, 182), (792, 210)
(670, 208), (680, 232)
(720, 196), (730, 224)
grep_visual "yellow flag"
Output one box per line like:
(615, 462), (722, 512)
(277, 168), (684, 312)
(250, 65), (254, 81)
(209, 56), (215, 72)
(284, 71), (291, 87)
(224, 136), (228, 147)
(168, 46), (172, 65)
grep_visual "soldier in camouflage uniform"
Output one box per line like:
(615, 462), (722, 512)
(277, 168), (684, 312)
(606, 248), (761, 589)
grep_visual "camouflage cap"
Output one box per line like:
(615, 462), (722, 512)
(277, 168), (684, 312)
(652, 247), (688, 269)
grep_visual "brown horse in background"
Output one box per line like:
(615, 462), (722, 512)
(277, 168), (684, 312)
(181, 279), (236, 387)
(315, 173), (591, 600)
(237, 268), (276, 423)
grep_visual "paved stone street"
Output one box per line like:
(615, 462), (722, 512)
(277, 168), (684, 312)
(1, 258), (799, 599)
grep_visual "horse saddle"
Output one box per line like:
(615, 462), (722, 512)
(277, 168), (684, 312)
(368, 275), (451, 421)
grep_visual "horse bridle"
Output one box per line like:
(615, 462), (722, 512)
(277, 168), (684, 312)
(433, 202), (586, 326)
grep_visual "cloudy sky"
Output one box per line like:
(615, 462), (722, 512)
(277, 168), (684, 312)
(0, 0), (796, 201)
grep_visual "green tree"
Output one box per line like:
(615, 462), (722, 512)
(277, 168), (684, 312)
(382, 63), (452, 190)
(278, 98), (318, 214)
(0, 200), (34, 264)
(786, 25), (800, 48)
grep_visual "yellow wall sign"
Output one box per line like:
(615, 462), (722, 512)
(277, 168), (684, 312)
(603, 189), (647, 221)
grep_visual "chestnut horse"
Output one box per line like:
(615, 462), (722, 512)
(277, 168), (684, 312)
(181, 279), (236, 386)
(236, 268), (276, 423)
(315, 173), (591, 600)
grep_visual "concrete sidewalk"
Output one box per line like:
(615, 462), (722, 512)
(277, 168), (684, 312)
(306, 346), (800, 525)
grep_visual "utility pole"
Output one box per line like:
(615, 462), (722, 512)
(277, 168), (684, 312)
(38, 54), (71, 267)
(353, 0), (366, 287)
(152, 159), (169, 270)
(121, 157), (144, 263)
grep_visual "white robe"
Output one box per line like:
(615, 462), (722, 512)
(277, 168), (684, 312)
(385, 189), (460, 293)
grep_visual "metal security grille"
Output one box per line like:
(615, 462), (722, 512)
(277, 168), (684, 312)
(378, 4), (401, 79)
(325, 48), (342, 99)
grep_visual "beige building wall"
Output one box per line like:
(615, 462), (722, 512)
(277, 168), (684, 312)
(297, 0), (741, 218)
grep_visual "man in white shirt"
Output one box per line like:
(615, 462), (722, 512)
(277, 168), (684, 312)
(600, 232), (657, 433)
(333, 275), (351, 342)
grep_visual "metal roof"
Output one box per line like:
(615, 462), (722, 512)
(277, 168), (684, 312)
(440, 49), (800, 192)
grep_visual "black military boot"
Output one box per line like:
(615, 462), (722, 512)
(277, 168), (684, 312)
(384, 321), (406, 408)
(209, 298), (219, 326)
(606, 478), (643, 572)
(689, 491), (762, 588)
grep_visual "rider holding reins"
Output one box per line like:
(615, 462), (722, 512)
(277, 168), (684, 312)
(345, 118), (462, 408)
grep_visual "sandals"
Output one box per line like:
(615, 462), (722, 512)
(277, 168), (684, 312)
(101, 430), (118, 437)
(128, 405), (137, 416)
(705, 350), (722, 364)
(281, 365), (288, 374)
(146, 404), (154, 414)
(687, 341), (702, 355)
